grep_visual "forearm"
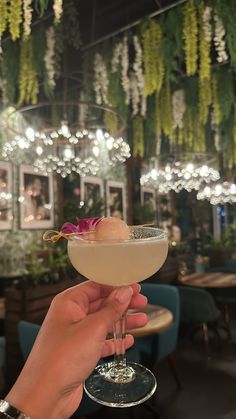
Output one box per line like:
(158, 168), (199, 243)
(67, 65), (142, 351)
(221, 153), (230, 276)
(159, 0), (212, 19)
(5, 367), (63, 419)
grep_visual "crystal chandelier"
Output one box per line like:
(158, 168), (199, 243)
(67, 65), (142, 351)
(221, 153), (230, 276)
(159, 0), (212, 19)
(140, 156), (220, 193)
(197, 181), (236, 205)
(1, 118), (131, 178)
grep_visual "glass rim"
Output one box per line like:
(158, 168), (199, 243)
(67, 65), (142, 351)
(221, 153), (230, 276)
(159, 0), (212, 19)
(69, 226), (168, 243)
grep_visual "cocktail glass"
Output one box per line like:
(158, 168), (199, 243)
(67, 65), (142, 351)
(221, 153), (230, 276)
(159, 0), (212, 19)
(68, 225), (168, 408)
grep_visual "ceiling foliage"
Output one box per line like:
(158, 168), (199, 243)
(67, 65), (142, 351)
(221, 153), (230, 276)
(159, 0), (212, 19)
(0, 0), (235, 174)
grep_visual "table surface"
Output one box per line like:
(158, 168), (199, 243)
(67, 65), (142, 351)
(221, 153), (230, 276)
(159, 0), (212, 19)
(179, 272), (236, 288)
(128, 303), (173, 338)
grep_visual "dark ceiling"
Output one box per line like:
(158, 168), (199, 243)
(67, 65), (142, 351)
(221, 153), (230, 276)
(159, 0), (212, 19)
(78, 0), (181, 46)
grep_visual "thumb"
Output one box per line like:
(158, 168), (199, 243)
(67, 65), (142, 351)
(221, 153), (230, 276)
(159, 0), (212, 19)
(92, 286), (134, 331)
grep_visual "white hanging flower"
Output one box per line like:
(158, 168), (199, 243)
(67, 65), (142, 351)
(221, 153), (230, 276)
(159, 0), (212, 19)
(53, 0), (63, 23)
(172, 90), (186, 130)
(94, 53), (109, 105)
(203, 6), (212, 43)
(44, 27), (56, 88)
(111, 42), (123, 73)
(214, 13), (228, 63)
(132, 35), (146, 117)
(121, 36), (130, 105)
(23, 0), (33, 38)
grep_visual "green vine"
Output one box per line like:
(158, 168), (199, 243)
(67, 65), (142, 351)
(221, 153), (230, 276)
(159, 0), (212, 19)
(158, 82), (173, 139)
(212, 74), (221, 125)
(199, 1), (211, 81)
(1, 40), (19, 103)
(215, 66), (234, 121)
(132, 115), (144, 157)
(199, 77), (212, 124)
(0, 0), (8, 37)
(9, 0), (22, 41)
(103, 111), (118, 135)
(18, 38), (39, 105)
(183, 0), (198, 76)
(142, 19), (164, 96)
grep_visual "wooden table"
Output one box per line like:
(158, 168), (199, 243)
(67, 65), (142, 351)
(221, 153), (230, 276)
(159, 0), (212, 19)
(0, 298), (5, 319)
(179, 272), (236, 288)
(128, 304), (173, 338)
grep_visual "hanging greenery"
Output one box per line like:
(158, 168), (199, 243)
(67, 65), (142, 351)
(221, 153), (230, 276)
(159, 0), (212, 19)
(144, 94), (157, 158)
(199, 2), (212, 81)
(23, 0), (33, 38)
(9, 0), (23, 41)
(1, 40), (19, 104)
(53, 0), (63, 24)
(183, 0), (198, 76)
(214, 0), (236, 66)
(199, 77), (212, 124)
(18, 38), (39, 105)
(103, 111), (118, 135)
(132, 115), (144, 157)
(141, 19), (164, 96)
(215, 66), (234, 122)
(158, 82), (173, 140)
(0, 0), (8, 37)
(211, 74), (221, 125)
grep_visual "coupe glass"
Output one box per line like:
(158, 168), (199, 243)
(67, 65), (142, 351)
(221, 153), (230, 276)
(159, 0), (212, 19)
(68, 226), (168, 407)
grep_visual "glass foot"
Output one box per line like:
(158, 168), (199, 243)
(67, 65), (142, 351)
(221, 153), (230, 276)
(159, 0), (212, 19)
(84, 362), (157, 408)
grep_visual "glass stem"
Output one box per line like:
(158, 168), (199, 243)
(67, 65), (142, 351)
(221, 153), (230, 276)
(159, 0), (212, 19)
(113, 312), (127, 368)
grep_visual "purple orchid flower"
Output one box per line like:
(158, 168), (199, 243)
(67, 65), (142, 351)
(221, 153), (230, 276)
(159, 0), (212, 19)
(61, 217), (103, 234)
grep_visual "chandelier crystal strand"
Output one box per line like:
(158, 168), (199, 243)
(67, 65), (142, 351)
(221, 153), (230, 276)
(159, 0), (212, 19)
(2, 121), (131, 178)
(197, 181), (236, 205)
(140, 157), (220, 193)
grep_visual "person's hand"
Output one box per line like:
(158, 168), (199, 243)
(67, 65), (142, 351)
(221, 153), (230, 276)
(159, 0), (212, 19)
(6, 281), (148, 419)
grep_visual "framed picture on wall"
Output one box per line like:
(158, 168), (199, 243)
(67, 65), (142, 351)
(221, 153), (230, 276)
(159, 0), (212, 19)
(141, 187), (156, 212)
(19, 164), (54, 229)
(80, 176), (104, 211)
(106, 180), (126, 222)
(0, 161), (13, 230)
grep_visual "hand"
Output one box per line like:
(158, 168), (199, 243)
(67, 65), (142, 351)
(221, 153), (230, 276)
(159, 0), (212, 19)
(6, 281), (148, 419)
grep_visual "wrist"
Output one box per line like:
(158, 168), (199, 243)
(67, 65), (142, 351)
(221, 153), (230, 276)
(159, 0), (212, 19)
(0, 400), (31, 418)
(6, 376), (62, 419)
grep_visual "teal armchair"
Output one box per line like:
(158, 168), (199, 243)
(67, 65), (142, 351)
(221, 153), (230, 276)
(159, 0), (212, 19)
(135, 284), (181, 389)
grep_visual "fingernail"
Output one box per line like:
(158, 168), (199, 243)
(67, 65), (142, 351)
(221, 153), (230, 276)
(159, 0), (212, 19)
(136, 284), (141, 292)
(115, 286), (133, 304)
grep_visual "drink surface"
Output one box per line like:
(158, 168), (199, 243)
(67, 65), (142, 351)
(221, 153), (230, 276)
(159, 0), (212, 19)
(68, 237), (168, 286)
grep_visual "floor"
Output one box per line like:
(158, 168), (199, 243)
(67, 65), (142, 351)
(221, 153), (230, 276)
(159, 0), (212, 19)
(75, 310), (236, 419)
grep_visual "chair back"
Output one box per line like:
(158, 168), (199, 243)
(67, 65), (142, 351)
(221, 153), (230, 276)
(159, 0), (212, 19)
(177, 285), (221, 323)
(18, 321), (40, 361)
(136, 283), (180, 364)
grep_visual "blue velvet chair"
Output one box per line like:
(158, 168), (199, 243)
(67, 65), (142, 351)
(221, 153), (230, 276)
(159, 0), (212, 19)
(177, 286), (221, 358)
(135, 283), (181, 388)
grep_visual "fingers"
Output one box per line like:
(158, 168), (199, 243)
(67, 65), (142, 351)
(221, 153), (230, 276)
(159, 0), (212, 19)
(88, 291), (147, 314)
(126, 313), (148, 330)
(101, 334), (134, 358)
(128, 293), (147, 310)
(91, 286), (134, 331)
(61, 281), (141, 309)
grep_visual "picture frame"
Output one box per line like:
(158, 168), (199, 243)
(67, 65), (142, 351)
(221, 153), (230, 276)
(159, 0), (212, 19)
(106, 180), (127, 222)
(0, 161), (13, 230)
(19, 164), (54, 229)
(141, 187), (156, 212)
(80, 176), (104, 210)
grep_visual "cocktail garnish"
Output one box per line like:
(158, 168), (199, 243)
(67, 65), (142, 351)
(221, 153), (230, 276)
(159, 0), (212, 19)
(43, 216), (103, 243)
